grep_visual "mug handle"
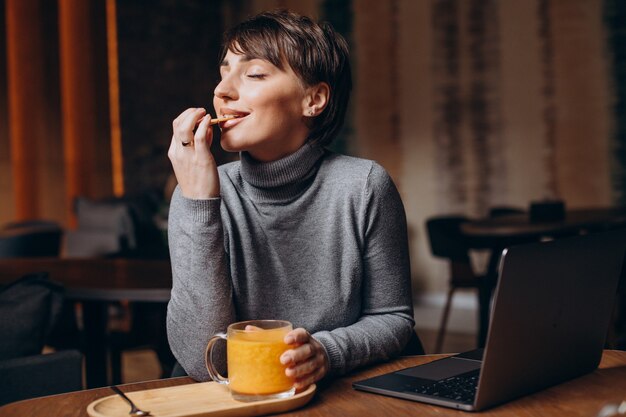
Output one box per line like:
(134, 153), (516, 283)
(205, 332), (229, 385)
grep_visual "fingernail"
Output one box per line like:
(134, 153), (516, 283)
(280, 354), (290, 365)
(284, 336), (294, 344)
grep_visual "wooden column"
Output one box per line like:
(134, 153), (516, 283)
(5, 0), (46, 219)
(58, 0), (112, 224)
(106, 0), (124, 197)
(0, 0), (14, 223)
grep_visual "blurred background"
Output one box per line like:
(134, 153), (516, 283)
(1, 0), (626, 379)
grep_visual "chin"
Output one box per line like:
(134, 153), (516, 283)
(219, 136), (248, 153)
(220, 142), (238, 153)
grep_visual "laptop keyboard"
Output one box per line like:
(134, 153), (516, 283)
(413, 371), (479, 404)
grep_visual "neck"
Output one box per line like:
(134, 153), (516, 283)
(239, 142), (325, 193)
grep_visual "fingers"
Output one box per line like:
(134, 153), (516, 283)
(193, 114), (213, 151)
(172, 107), (207, 147)
(283, 345), (317, 375)
(280, 328), (329, 390)
(292, 365), (327, 390)
(281, 328), (313, 364)
(281, 343), (313, 366)
(283, 345), (328, 389)
(172, 107), (198, 128)
(167, 107), (220, 199)
(284, 328), (309, 345)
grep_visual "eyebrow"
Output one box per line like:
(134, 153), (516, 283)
(220, 55), (257, 67)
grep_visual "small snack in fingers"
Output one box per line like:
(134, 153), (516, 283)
(209, 115), (240, 125)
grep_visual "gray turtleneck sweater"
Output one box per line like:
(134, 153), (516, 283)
(167, 143), (415, 381)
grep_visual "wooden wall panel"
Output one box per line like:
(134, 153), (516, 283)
(2, 0), (109, 226)
(398, 0), (442, 294)
(498, 0), (547, 206)
(5, 0), (46, 219)
(58, 0), (112, 220)
(551, 0), (612, 207)
(37, 0), (65, 224)
(0, 0), (14, 222)
(353, 0), (403, 183)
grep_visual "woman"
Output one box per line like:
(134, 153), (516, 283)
(167, 10), (420, 390)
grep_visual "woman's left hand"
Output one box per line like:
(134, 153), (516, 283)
(280, 328), (329, 390)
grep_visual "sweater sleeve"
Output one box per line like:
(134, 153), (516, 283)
(166, 186), (236, 381)
(312, 163), (415, 376)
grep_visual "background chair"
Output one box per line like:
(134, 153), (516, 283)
(62, 194), (173, 384)
(426, 216), (495, 353)
(109, 301), (175, 384)
(0, 272), (82, 405)
(0, 350), (82, 405)
(0, 220), (81, 362)
(0, 222), (63, 258)
(63, 197), (137, 258)
(63, 193), (168, 259)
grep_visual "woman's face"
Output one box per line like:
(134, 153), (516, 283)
(213, 49), (312, 162)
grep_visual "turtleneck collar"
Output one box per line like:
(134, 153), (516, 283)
(237, 143), (325, 202)
(240, 143), (324, 188)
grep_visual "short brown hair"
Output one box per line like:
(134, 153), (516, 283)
(220, 10), (352, 147)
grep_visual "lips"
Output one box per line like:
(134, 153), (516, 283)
(220, 107), (249, 118)
(219, 108), (249, 128)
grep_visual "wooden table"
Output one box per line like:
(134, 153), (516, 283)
(1, 351), (624, 417)
(0, 257), (172, 388)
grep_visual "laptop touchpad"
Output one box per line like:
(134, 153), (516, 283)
(397, 358), (481, 381)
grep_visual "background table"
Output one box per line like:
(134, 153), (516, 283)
(460, 207), (626, 346)
(0, 258), (172, 388)
(1, 351), (624, 417)
(461, 207), (626, 243)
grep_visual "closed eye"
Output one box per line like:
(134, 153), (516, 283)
(247, 74), (267, 79)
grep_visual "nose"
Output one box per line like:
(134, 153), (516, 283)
(214, 73), (238, 102)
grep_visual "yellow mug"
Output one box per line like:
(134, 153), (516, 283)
(205, 320), (295, 402)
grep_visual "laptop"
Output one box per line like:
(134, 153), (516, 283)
(353, 229), (626, 411)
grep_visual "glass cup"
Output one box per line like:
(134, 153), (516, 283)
(205, 320), (295, 402)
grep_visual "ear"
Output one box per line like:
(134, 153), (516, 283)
(302, 82), (330, 117)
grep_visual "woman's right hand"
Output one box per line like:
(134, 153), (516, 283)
(167, 108), (220, 199)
